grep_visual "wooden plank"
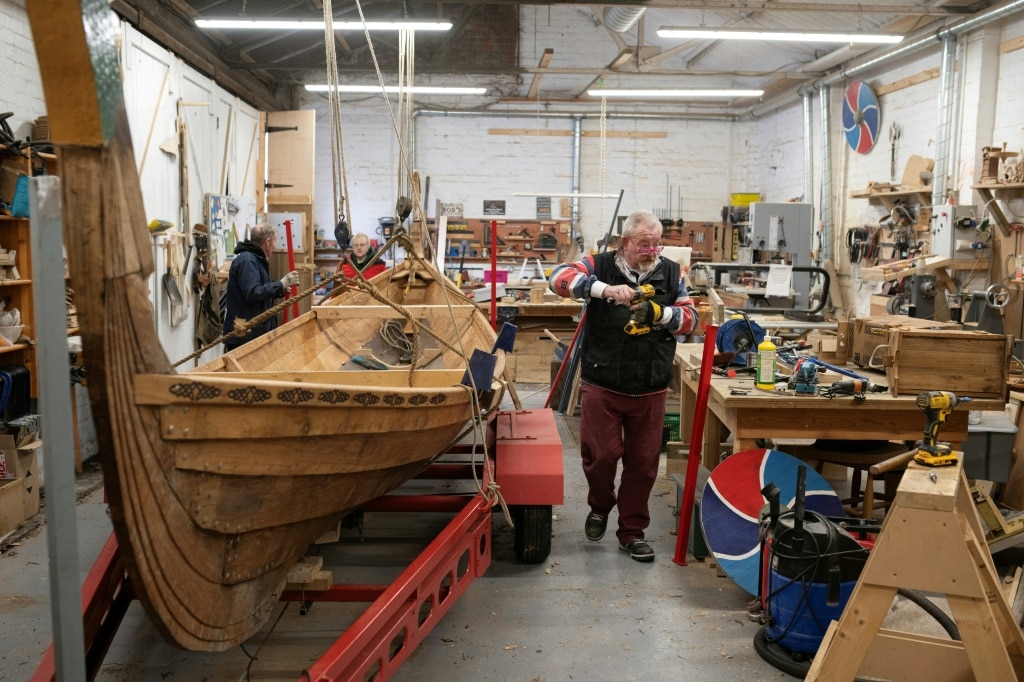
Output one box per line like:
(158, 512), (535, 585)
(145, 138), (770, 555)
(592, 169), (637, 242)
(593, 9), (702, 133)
(1000, 34), (1024, 53)
(285, 555), (323, 584)
(136, 370), (469, 406)
(526, 48), (554, 99)
(876, 67), (940, 96)
(285, 569), (332, 592)
(312, 304), (476, 320)
(860, 254), (952, 282)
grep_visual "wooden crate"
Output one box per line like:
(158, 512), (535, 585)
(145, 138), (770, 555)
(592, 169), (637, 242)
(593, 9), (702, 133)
(851, 315), (960, 368)
(882, 328), (1011, 398)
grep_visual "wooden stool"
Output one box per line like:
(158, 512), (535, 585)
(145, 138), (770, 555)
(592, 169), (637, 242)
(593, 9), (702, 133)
(781, 441), (916, 519)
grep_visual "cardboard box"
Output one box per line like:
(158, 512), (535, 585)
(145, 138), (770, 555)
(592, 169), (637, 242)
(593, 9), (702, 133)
(0, 436), (40, 518)
(851, 315), (961, 368)
(0, 477), (26, 536)
(16, 440), (40, 518)
(883, 328), (1012, 398)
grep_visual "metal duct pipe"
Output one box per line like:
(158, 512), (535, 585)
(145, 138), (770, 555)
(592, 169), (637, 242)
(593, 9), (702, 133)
(932, 36), (957, 206)
(414, 109), (736, 122)
(818, 85), (833, 263)
(572, 116), (582, 242)
(803, 91), (815, 232)
(603, 7), (646, 33)
(746, 0), (1024, 118)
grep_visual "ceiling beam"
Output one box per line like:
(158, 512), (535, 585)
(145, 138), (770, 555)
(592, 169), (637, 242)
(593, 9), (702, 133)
(406, 0), (961, 14)
(526, 49), (555, 99)
(111, 0), (290, 111)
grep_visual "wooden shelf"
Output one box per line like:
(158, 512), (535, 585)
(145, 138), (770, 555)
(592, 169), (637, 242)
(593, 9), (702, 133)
(971, 183), (1024, 237)
(0, 342), (30, 355)
(849, 187), (933, 212)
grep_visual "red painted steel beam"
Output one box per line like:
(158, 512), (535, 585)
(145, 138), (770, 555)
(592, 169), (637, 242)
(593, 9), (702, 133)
(32, 533), (134, 682)
(302, 493), (493, 681)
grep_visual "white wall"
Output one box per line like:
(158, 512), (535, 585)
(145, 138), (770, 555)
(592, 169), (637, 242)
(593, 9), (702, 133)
(0, 0), (46, 138)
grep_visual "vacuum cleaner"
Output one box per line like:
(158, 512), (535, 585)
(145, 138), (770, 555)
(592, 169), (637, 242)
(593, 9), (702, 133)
(753, 466), (960, 678)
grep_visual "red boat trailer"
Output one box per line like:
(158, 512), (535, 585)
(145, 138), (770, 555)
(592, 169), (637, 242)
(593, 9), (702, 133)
(32, 408), (563, 682)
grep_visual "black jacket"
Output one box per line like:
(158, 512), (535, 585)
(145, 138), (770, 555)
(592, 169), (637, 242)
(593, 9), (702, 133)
(221, 241), (284, 350)
(580, 252), (680, 395)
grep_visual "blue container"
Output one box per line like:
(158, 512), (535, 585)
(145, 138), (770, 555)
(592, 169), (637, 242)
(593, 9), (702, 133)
(765, 569), (857, 653)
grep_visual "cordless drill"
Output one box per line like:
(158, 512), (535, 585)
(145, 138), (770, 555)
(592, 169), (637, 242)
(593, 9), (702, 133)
(913, 390), (968, 467)
(623, 284), (662, 335)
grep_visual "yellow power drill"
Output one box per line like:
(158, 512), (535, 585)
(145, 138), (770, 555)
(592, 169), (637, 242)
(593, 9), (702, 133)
(913, 390), (969, 467)
(623, 284), (661, 335)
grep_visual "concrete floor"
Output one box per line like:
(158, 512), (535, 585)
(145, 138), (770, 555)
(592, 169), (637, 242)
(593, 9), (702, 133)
(0, 384), (799, 681)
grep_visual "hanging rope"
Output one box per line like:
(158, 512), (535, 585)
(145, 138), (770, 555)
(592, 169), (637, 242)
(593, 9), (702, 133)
(322, 0), (352, 231)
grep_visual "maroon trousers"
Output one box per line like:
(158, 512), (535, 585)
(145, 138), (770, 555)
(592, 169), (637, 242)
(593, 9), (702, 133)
(579, 382), (667, 544)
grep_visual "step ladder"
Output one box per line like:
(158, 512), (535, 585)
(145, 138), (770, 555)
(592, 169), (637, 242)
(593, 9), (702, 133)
(518, 258), (546, 282)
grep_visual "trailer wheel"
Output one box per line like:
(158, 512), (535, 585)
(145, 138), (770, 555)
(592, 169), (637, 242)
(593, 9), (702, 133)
(512, 505), (552, 564)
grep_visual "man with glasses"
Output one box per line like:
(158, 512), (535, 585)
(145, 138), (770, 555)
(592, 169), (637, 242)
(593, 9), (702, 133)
(221, 222), (299, 352)
(548, 209), (698, 561)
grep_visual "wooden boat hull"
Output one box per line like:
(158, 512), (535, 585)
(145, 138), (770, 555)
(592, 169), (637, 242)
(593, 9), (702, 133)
(29, 2), (499, 650)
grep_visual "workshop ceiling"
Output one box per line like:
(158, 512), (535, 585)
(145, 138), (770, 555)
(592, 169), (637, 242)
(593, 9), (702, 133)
(112, 0), (1004, 112)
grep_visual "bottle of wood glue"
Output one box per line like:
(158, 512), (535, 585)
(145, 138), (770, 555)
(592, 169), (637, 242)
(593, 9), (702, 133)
(755, 337), (776, 390)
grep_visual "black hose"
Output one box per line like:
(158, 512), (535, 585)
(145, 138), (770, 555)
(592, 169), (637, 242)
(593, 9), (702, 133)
(753, 589), (959, 678)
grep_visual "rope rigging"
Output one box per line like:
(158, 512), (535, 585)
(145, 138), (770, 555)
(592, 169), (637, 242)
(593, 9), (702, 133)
(321, 0), (352, 247)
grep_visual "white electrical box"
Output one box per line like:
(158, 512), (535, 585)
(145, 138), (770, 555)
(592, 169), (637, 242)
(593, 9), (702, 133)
(932, 204), (984, 259)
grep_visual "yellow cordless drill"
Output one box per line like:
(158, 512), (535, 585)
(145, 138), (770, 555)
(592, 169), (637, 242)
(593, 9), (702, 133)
(913, 390), (969, 467)
(623, 284), (661, 335)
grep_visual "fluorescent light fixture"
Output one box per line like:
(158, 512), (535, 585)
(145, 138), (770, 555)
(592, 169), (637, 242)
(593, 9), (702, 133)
(657, 27), (903, 44)
(305, 84), (486, 95)
(587, 88), (763, 98)
(196, 19), (452, 31)
(513, 192), (619, 198)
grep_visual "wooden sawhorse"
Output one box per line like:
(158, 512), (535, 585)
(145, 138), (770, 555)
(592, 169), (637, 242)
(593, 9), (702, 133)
(808, 458), (1024, 680)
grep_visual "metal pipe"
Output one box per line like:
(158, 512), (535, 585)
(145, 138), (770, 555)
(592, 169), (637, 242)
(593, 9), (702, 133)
(818, 85), (833, 262)
(572, 115), (582, 247)
(603, 7), (646, 33)
(932, 36), (958, 206)
(802, 91), (814, 225)
(414, 109), (736, 122)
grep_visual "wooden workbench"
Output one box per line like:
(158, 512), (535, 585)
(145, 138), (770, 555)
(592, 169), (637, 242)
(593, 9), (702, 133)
(482, 301), (582, 383)
(674, 343), (1005, 471)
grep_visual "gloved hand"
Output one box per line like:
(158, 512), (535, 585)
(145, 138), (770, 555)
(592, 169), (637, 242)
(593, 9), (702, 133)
(280, 271), (299, 289)
(630, 300), (662, 327)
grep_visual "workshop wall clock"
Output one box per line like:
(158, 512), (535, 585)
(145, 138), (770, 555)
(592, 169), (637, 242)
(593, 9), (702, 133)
(842, 81), (880, 154)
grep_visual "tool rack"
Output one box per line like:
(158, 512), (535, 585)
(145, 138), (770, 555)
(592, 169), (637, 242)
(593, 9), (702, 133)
(31, 408), (563, 682)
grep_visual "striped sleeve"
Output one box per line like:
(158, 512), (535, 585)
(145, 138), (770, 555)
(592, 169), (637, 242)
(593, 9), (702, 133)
(548, 255), (598, 300)
(660, 269), (699, 337)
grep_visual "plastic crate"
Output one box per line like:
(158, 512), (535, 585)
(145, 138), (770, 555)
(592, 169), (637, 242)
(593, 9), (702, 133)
(664, 412), (681, 442)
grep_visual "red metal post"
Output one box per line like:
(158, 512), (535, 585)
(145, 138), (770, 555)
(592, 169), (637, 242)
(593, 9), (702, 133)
(283, 218), (299, 321)
(489, 219), (497, 329)
(673, 324), (718, 566)
(544, 310), (586, 408)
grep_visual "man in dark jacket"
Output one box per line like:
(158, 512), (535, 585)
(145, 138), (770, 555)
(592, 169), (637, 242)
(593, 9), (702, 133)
(222, 223), (298, 351)
(548, 209), (699, 561)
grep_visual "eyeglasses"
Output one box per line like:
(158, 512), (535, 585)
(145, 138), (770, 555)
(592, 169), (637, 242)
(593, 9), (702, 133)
(632, 242), (664, 255)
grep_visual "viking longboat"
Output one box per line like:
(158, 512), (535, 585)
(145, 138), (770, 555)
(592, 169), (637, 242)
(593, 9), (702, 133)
(28, 0), (506, 652)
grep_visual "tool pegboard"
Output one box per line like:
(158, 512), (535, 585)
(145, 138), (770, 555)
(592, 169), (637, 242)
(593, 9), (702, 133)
(663, 221), (717, 262)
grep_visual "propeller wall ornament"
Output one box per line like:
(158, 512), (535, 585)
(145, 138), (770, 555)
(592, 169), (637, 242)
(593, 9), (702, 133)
(842, 81), (880, 154)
